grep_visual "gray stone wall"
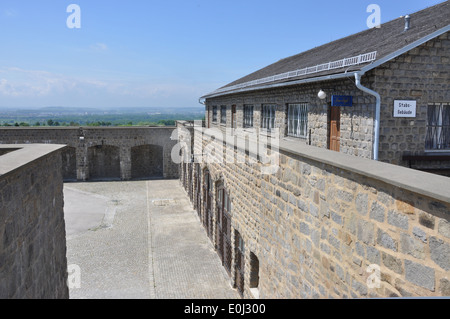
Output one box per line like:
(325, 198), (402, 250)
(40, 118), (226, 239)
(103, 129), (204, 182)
(205, 78), (376, 160)
(0, 145), (69, 298)
(0, 127), (179, 181)
(204, 31), (450, 168)
(181, 128), (450, 298)
(373, 31), (450, 167)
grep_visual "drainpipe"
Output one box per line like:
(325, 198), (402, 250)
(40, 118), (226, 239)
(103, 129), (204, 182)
(354, 72), (381, 161)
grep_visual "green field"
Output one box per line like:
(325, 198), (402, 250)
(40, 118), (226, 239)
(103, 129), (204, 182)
(0, 107), (204, 127)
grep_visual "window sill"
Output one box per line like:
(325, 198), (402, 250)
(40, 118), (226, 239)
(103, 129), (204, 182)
(424, 149), (450, 154)
(283, 136), (307, 142)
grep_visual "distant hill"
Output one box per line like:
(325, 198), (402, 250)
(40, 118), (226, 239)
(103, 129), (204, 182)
(0, 106), (205, 127)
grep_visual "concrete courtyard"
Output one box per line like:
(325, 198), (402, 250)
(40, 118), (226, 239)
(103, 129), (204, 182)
(64, 179), (240, 299)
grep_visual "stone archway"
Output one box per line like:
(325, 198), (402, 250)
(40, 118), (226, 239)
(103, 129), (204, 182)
(131, 144), (164, 179)
(88, 145), (121, 180)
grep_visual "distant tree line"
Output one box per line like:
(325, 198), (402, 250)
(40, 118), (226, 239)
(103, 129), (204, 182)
(1, 118), (180, 127)
(0, 112), (203, 127)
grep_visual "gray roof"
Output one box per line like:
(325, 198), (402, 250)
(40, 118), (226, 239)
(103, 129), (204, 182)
(203, 1), (449, 98)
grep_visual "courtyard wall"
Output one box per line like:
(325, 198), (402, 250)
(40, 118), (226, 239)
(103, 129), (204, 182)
(181, 126), (450, 298)
(0, 144), (69, 298)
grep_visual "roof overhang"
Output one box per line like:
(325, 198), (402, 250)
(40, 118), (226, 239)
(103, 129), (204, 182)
(201, 24), (450, 101)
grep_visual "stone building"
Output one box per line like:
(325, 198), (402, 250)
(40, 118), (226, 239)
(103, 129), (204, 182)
(178, 2), (450, 298)
(202, 1), (450, 171)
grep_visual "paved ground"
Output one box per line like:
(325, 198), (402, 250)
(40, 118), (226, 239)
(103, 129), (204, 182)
(64, 179), (240, 299)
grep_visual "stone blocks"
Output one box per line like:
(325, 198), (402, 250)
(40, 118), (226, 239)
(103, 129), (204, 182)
(0, 145), (69, 299)
(183, 130), (450, 298)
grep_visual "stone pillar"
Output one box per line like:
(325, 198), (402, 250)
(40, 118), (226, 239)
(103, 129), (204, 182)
(76, 142), (88, 181)
(120, 146), (131, 180)
(163, 143), (179, 179)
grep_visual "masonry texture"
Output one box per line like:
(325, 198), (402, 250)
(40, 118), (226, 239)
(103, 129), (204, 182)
(0, 127), (179, 181)
(204, 30), (450, 171)
(178, 123), (450, 298)
(374, 32), (450, 166)
(0, 145), (69, 298)
(206, 77), (376, 159)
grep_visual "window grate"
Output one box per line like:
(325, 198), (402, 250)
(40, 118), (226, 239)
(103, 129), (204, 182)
(243, 105), (254, 128)
(220, 106), (227, 124)
(426, 103), (450, 150)
(261, 105), (276, 131)
(287, 103), (308, 138)
(212, 106), (218, 122)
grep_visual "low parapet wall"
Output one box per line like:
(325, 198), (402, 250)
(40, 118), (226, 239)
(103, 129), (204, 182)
(0, 144), (69, 298)
(183, 128), (450, 298)
(0, 127), (179, 181)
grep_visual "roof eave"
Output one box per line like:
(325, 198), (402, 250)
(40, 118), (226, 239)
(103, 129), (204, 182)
(200, 72), (357, 100)
(201, 24), (450, 101)
(360, 24), (450, 74)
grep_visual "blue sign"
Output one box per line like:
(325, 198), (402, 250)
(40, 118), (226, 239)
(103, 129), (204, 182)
(332, 95), (353, 107)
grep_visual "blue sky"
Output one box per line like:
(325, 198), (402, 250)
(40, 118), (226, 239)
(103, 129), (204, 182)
(0, 0), (444, 109)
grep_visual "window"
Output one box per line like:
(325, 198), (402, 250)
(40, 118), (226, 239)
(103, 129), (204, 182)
(287, 103), (308, 138)
(243, 105), (254, 128)
(221, 106), (227, 124)
(212, 106), (218, 122)
(426, 103), (450, 150)
(261, 105), (276, 131)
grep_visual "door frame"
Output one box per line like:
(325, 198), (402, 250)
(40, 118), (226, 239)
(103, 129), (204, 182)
(329, 106), (341, 152)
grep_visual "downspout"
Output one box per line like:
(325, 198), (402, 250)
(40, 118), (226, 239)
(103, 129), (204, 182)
(354, 72), (381, 161)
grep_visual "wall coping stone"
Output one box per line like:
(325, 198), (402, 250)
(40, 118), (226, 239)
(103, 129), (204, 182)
(0, 144), (67, 177)
(196, 128), (450, 204)
(279, 138), (450, 205)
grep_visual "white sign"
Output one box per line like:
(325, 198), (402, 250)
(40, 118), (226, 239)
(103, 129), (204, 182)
(394, 100), (416, 118)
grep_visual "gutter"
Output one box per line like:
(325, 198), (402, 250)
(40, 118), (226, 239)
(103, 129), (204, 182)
(354, 72), (381, 161)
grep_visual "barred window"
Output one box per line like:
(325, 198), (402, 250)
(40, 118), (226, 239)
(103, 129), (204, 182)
(243, 105), (254, 128)
(212, 106), (217, 122)
(221, 106), (227, 124)
(287, 103), (308, 138)
(426, 103), (450, 150)
(261, 105), (276, 131)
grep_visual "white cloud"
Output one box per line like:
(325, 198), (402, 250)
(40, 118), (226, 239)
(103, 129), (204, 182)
(0, 67), (211, 108)
(90, 43), (108, 52)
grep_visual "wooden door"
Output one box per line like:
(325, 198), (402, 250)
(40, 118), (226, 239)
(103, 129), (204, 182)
(329, 107), (340, 152)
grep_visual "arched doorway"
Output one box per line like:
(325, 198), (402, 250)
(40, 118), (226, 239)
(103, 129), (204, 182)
(216, 181), (232, 276)
(88, 145), (121, 180)
(203, 169), (214, 241)
(131, 144), (163, 179)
